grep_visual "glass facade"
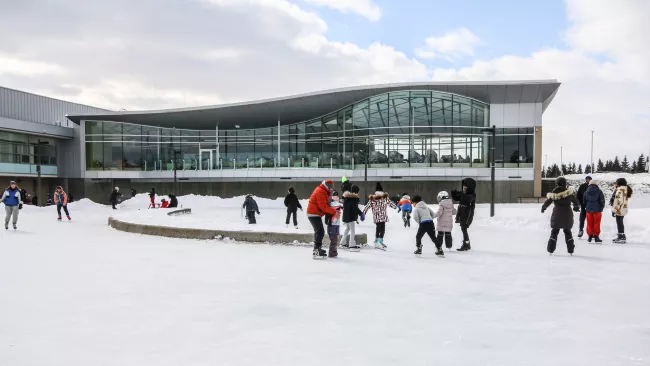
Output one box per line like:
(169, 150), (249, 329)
(84, 90), (535, 171)
(0, 131), (58, 173)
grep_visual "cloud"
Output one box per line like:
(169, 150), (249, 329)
(416, 28), (482, 61)
(0, 54), (66, 77)
(302, 0), (381, 21)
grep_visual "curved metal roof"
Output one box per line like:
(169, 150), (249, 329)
(67, 80), (560, 130)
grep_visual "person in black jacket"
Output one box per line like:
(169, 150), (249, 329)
(575, 175), (592, 238)
(341, 185), (365, 250)
(284, 187), (302, 228)
(541, 177), (581, 255)
(451, 178), (476, 251)
(168, 193), (178, 208)
(242, 194), (260, 224)
(109, 187), (121, 209)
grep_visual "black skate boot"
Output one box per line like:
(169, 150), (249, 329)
(4, 223), (7, 230)
(457, 241), (471, 251)
(613, 234), (626, 244)
(588, 235), (593, 243)
(313, 248), (327, 259)
(435, 247), (445, 257)
(349, 244), (361, 252)
(414, 246), (422, 255)
(547, 237), (557, 255)
(567, 238), (575, 255)
(578, 229), (584, 238)
(13, 224), (17, 230)
(594, 236), (603, 243)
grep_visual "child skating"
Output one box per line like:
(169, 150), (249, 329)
(398, 194), (413, 227)
(433, 191), (456, 250)
(325, 191), (342, 257)
(54, 186), (71, 221)
(341, 185), (365, 251)
(412, 195), (444, 257)
(451, 178), (476, 251)
(363, 186), (398, 251)
(541, 177), (581, 255)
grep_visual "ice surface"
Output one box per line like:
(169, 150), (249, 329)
(1, 194), (649, 366)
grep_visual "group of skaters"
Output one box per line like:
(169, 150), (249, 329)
(541, 175), (632, 255)
(0, 181), (72, 229)
(108, 187), (178, 210)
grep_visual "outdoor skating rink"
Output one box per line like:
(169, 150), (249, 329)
(1, 194), (649, 366)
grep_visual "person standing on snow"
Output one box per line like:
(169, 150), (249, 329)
(341, 184), (365, 251)
(148, 188), (156, 208)
(109, 187), (121, 209)
(576, 175), (592, 238)
(583, 179), (605, 243)
(541, 177), (581, 255)
(363, 183), (398, 251)
(242, 194), (261, 224)
(412, 195), (444, 257)
(433, 191), (457, 250)
(284, 186), (302, 228)
(307, 180), (338, 259)
(54, 186), (71, 221)
(1, 181), (23, 230)
(397, 193), (413, 227)
(611, 178), (633, 244)
(451, 178), (476, 251)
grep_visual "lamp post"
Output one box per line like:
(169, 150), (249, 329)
(482, 126), (496, 217)
(560, 146), (564, 175)
(591, 131), (594, 174)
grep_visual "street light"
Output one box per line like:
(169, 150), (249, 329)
(481, 126), (496, 217)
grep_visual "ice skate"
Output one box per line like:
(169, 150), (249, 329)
(294, 225), (298, 229)
(613, 234), (626, 244)
(57, 216), (62, 221)
(594, 236), (602, 243)
(313, 248), (327, 259)
(4, 223), (7, 230)
(435, 248), (445, 257)
(414, 246), (422, 255)
(457, 241), (471, 251)
(67, 215), (71, 221)
(13, 224), (17, 230)
(375, 238), (387, 251)
(285, 224), (289, 228)
(349, 245), (361, 252)
(578, 230), (584, 238)
(587, 235), (593, 243)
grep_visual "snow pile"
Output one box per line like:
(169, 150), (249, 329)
(565, 173), (650, 203)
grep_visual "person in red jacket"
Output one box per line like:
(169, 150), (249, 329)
(307, 179), (338, 259)
(160, 198), (169, 208)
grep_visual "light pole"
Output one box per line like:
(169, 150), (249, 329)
(591, 130), (594, 174)
(481, 126), (497, 217)
(560, 146), (564, 176)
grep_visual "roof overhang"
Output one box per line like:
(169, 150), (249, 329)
(67, 80), (560, 130)
(0, 116), (75, 139)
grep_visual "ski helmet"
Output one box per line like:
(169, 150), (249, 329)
(437, 191), (449, 202)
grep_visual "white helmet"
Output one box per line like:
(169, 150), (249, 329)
(437, 191), (449, 202)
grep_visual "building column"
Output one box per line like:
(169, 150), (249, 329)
(277, 118), (281, 166)
(534, 126), (543, 197)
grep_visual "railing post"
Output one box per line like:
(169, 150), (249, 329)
(352, 157), (354, 170)
(287, 157), (290, 168)
(302, 158), (304, 168)
(316, 158), (319, 169)
(159, 160), (162, 171)
(144, 161), (147, 171)
(220, 159), (223, 170)
(260, 158), (263, 170)
(330, 158), (333, 170)
(233, 159), (236, 169)
(247, 159), (249, 170)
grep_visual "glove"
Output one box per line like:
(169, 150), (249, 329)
(541, 208), (545, 214)
(360, 213), (365, 222)
(612, 212), (616, 217)
(257, 211), (261, 215)
(573, 207), (580, 212)
(19, 203), (23, 210)
(397, 208), (401, 213)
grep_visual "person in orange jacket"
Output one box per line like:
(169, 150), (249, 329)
(160, 198), (169, 208)
(307, 179), (338, 259)
(54, 186), (71, 221)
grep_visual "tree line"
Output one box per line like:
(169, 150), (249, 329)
(543, 154), (649, 178)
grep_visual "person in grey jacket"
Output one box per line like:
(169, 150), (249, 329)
(433, 191), (457, 250)
(412, 195), (444, 257)
(1, 181), (23, 230)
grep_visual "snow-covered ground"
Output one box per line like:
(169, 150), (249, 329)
(1, 194), (649, 366)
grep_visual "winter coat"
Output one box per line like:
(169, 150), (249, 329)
(284, 193), (302, 212)
(583, 184), (605, 213)
(398, 196), (412, 213)
(412, 201), (435, 224)
(576, 182), (589, 208)
(342, 191), (363, 223)
(611, 186), (630, 217)
(54, 191), (68, 206)
(0, 188), (22, 207)
(242, 195), (260, 213)
(169, 194), (178, 208)
(434, 198), (457, 232)
(109, 189), (121, 203)
(307, 183), (337, 217)
(451, 178), (477, 227)
(363, 192), (397, 224)
(541, 186), (580, 230)
(161, 200), (169, 208)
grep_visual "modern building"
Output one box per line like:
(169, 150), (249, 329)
(1, 80), (560, 203)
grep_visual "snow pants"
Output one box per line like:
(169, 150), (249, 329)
(4, 205), (19, 226)
(416, 221), (438, 249)
(548, 228), (574, 254)
(246, 211), (257, 224)
(342, 221), (356, 247)
(616, 216), (625, 235)
(327, 224), (339, 256)
(579, 206), (587, 231)
(57, 204), (69, 218)
(308, 216), (325, 250)
(402, 210), (410, 227)
(436, 231), (453, 249)
(285, 209), (298, 226)
(586, 212), (602, 237)
(460, 224), (470, 243)
(375, 222), (386, 240)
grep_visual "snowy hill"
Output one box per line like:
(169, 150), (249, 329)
(565, 173), (650, 207)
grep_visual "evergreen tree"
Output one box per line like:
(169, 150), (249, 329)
(646, 156), (650, 172)
(541, 168), (546, 178)
(597, 159), (605, 172)
(585, 164), (592, 174)
(613, 156), (621, 171)
(636, 154), (646, 173)
(545, 166), (553, 178)
(571, 163), (577, 174)
(631, 161), (638, 173)
(621, 156), (630, 172)
(552, 164), (561, 177)
(605, 160), (613, 171)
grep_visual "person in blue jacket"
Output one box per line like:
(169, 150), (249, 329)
(397, 194), (413, 227)
(0, 181), (23, 230)
(583, 179), (605, 243)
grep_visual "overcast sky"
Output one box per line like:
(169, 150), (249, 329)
(1, 0), (649, 166)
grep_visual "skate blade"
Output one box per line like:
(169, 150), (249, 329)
(312, 256), (327, 260)
(349, 248), (361, 252)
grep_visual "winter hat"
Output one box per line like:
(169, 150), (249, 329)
(411, 195), (422, 204)
(615, 178), (628, 186)
(437, 191), (449, 202)
(341, 176), (348, 183)
(288, 186), (295, 194)
(350, 185), (360, 194)
(585, 175), (592, 181)
(9, 181), (16, 185)
(555, 177), (567, 187)
(323, 180), (334, 191)
(331, 190), (339, 197)
(375, 182), (384, 192)
(589, 179), (598, 185)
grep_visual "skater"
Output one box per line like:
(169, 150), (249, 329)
(541, 177), (581, 255)
(148, 188), (156, 208)
(307, 180), (338, 259)
(168, 193), (178, 208)
(412, 195), (444, 257)
(54, 186), (71, 221)
(1, 181), (23, 230)
(160, 198), (169, 208)
(363, 187), (398, 251)
(342, 185), (365, 251)
(109, 186), (121, 210)
(242, 194), (260, 224)
(398, 194), (413, 227)
(576, 175), (592, 238)
(433, 191), (457, 250)
(325, 191), (343, 257)
(583, 179), (605, 243)
(131, 188), (137, 198)
(451, 178), (476, 251)
(611, 178), (633, 244)
(284, 186), (302, 228)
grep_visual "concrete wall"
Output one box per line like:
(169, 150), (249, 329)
(489, 102), (543, 128)
(77, 178), (534, 204)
